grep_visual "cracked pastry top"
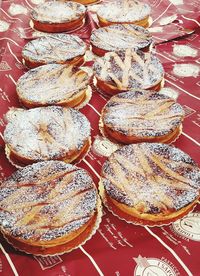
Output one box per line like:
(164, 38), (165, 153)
(3, 106), (91, 166)
(101, 143), (200, 225)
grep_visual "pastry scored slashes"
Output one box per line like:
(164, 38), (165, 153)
(96, 0), (151, 28)
(4, 106), (91, 166)
(100, 143), (200, 226)
(100, 90), (184, 144)
(91, 24), (153, 56)
(31, 1), (86, 33)
(0, 161), (101, 255)
(93, 49), (164, 95)
(22, 34), (86, 69)
(16, 64), (90, 109)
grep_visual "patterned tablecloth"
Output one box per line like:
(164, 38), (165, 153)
(0, 0), (200, 275)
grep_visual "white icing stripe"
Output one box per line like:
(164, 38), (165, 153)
(0, 244), (19, 276)
(7, 43), (22, 64)
(144, 226), (193, 276)
(152, 3), (173, 23)
(165, 79), (200, 100)
(8, 74), (17, 85)
(87, 103), (101, 116)
(0, 8), (23, 22)
(182, 15), (200, 27)
(182, 132), (200, 147)
(156, 51), (175, 62)
(24, 0), (34, 9)
(83, 159), (101, 179)
(79, 246), (104, 276)
(0, 37), (20, 47)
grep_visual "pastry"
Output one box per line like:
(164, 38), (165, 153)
(93, 49), (164, 95)
(0, 161), (101, 255)
(69, 0), (99, 4)
(91, 24), (153, 56)
(16, 64), (90, 109)
(22, 34), (86, 69)
(100, 143), (200, 226)
(96, 0), (151, 28)
(4, 106), (91, 166)
(31, 1), (86, 33)
(100, 90), (184, 144)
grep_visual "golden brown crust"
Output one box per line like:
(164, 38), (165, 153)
(98, 15), (150, 28)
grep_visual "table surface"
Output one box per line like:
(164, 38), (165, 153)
(0, 0), (200, 275)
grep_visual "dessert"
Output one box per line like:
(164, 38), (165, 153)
(100, 90), (184, 144)
(96, 0), (151, 28)
(100, 143), (200, 226)
(31, 1), (86, 33)
(91, 24), (153, 56)
(70, 0), (99, 4)
(0, 161), (102, 255)
(22, 34), (86, 69)
(93, 49), (164, 96)
(4, 106), (91, 166)
(16, 64), (90, 109)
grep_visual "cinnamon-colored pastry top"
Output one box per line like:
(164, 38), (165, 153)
(101, 90), (184, 141)
(93, 49), (164, 90)
(22, 34), (86, 64)
(101, 143), (200, 215)
(0, 161), (98, 243)
(91, 24), (152, 52)
(31, 1), (86, 24)
(96, 0), (151, 23)
(16, 64), (89, 106)
(4, 106), (90, 161)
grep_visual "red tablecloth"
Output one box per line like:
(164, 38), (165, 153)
(0, 0), (200, 275)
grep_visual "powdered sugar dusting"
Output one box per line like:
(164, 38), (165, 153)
(0, 161), (98, 241)
(101, 143), (200, 214)
(102, 90), (184, 138)
(4, 106), (91, 160)
(22, 34), (86, 63)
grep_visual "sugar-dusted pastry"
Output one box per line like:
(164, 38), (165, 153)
(22, 34), (86, 68)
(100, 143), (200, 226)
(4, 106), (91, 166)
(100, 90), (184, 144)
(93, 49), (164, 95)
(0, 161), (102, 255)
(91, 24), (153, 56)
(16, 64), (90, 109)
(96, 0), (151, 28)
(31, 1), (86, 33)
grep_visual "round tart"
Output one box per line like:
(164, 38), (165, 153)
(0, 161), (102, 255)
(31, 1), (86, 33)
(16, 64), (90, 109)
(100, 143), (200, 226)
(93, 49), (164, 96)
(100, 90), (184, 144)
(4, 106), (91, 166)
(22, 34), (86, 69)
(91, 24), (153, 56)
(96, 0), (151, 28)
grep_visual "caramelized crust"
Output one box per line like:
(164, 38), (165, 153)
(16, 64), (90, 109)
(96, 0), (151, 27)
(22, 34), (86, 69)
(101, 143), (200, 225)
(91, 24), (152, 56)
(0, 161), (100, 255)
(93, 49), (164, 95)
(68, 0), (99, 4)
(4, 106), (91, 165)
(101, 90), (184, 144)
(31, 1), (86, 33)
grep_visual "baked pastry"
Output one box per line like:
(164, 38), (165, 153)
(0, 161), (102, 255)
(91, 24), (153, 56)
(93, 49), (164, 95)
(100, 143), (200, 226)
(31, 1), (86, 33)
(3, 106), (91, 166)
(100, 90), (184, 144)
(16, 64), (90, 109)
(96, 0), (151, 28)
(22, 34), (86, 69)
(69, 0), (99, 4)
